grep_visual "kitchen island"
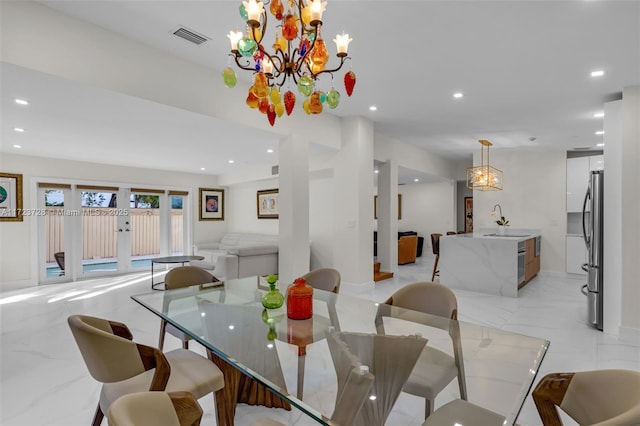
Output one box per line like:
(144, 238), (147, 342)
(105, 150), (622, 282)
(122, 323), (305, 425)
(439, 230), (541, 297)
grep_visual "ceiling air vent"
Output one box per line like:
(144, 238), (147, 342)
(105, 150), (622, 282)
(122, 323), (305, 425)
(272, 165), (279, 175)
(172, 26), (209, 45)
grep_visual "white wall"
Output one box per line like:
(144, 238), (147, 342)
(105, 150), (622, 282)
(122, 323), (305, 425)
(309, 172), (335, 270)
(603, 100), (622, 335)
(472, 149), (566, 273)
(226, 179), (279, 235)
(396, 181), (456, 253)
(619, 86), (640, 334)
(374, 133), (457, 180)
(0, 153), (225, 287)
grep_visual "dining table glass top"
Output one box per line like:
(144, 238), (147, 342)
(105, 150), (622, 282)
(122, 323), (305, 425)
(132, 276), (549, 425)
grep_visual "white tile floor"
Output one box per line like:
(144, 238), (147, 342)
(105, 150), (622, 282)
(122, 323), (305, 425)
(1, 255), (638, 426)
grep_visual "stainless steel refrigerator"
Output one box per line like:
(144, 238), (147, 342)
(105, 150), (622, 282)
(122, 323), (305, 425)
(582, 170), (604, 330)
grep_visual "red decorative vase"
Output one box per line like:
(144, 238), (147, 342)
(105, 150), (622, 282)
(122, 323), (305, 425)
(287, 277), (313, 320)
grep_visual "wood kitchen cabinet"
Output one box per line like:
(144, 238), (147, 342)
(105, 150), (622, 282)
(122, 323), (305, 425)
(523, 237), (540, 285)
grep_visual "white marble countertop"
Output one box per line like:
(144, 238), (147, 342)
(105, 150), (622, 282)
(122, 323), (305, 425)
(439, 228), (542, 297)
(444, 229), (541, 243)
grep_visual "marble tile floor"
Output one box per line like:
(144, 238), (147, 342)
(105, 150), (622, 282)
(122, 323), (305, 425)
(1, 256), (638, 426)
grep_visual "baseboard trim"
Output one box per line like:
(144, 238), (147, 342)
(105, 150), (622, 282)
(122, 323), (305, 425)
(619, 326), (640, 344)
(0, 279), (37, 294)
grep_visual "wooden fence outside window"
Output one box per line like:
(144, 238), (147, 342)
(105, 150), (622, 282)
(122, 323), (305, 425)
(44, 207), (184, 262)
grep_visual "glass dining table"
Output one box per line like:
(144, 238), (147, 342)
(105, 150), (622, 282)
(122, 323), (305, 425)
(131, 276), (549, 426)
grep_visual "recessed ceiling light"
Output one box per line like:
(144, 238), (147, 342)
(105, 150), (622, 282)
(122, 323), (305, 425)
(374, 170), (379, 174)
(200, 167), (206, 171)
(14, 127), (24, 133)
(12, 144), (22, 149)
(593, 112), (605, 118)
(595, 130), (605, 135)
(597, 143), (605, 147)
(267, 149), (274, 153)
(14, 99), (29, 106)
(590, 70), (605, 78)
(369, 105), (377, 111)
(453, 92), (464, 99)
(228, 160), (235, 164)
(414, 178), (419, 182)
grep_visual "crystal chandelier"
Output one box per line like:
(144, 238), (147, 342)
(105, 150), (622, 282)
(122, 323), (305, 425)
(466, 140), (503, 191)
(223, 0), (355, 126)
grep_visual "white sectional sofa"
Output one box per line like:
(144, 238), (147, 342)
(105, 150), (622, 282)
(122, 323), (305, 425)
(192, 232), (278, 280)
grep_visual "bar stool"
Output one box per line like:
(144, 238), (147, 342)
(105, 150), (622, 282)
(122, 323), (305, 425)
(430, 233), (442, 281)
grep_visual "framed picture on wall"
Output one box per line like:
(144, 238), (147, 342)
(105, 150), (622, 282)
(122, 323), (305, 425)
(374, 194), (402, 220)
(465, 196), (473, 233)
(199, 188), (224, 221)
(257, 189), (279, 219)
(0, 172), (23, 222)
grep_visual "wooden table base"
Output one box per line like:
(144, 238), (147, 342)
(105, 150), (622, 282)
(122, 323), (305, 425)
(207, 349), (291, 426)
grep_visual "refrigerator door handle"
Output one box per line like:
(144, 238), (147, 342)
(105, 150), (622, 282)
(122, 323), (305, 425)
(582, 185), (591, 247)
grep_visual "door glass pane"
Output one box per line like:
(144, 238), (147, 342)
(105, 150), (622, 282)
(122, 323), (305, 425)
(81, 191), (118, 273)
(45, 189), (65, 278)
(171, 195), (184, 256)
(130, 193), (160, 269)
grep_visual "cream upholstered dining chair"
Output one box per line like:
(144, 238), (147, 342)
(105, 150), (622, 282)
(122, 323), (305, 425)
(330, 331), (427, 426)
(68, 314), (224, 426)
(302, 267), (341, 293)
(158, 266), (219, 350)
(252, 331), (375, 426)
(107, 391), (202, 426)
(380, 281), (467, 419)
(532, 369), (640, 425)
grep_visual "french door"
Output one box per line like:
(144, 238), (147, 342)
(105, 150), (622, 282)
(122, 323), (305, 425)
(37, 181), (189, 284)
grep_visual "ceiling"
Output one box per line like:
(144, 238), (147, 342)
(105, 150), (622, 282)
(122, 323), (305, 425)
(2, 1), (639, 183)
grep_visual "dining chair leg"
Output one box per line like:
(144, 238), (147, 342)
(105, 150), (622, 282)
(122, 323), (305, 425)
(92, 404), (104, 426)
(431, 255), (439, 281)
(158, 320), (167, 350)
(425, 398), (433, 419)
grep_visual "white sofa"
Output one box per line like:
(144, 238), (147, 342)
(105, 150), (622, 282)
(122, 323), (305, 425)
(192, 232), (278, 280)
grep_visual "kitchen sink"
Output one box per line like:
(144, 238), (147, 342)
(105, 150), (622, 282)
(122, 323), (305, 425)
(483, 233), (531, 237)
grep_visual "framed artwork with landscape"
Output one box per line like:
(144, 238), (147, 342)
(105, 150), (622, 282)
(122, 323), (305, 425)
(199, 188), (224, 221)
(0, 172), (23, 222)
(257, 189), (279, 219)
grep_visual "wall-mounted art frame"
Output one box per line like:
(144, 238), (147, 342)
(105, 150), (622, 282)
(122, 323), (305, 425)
(374, 194), (402, 220)
(199, 188), (224, 221)
(257, 189), (279, 219)
(0, 172), (23, 222)
(465, 196), (473, 233)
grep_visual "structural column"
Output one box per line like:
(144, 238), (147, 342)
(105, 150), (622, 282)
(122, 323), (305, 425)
(377, 161), (399, 272)
(333, 116), (374, 286)
(278, 134), (310, 284)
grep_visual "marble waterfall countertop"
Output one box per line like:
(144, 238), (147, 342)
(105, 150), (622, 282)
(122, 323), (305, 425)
(439, 229), (541, 297)
(451, 228), (541, 241)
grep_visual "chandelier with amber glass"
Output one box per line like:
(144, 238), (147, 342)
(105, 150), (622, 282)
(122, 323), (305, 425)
(222, 0), (355, 126)
(466, 139), (503, 191)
